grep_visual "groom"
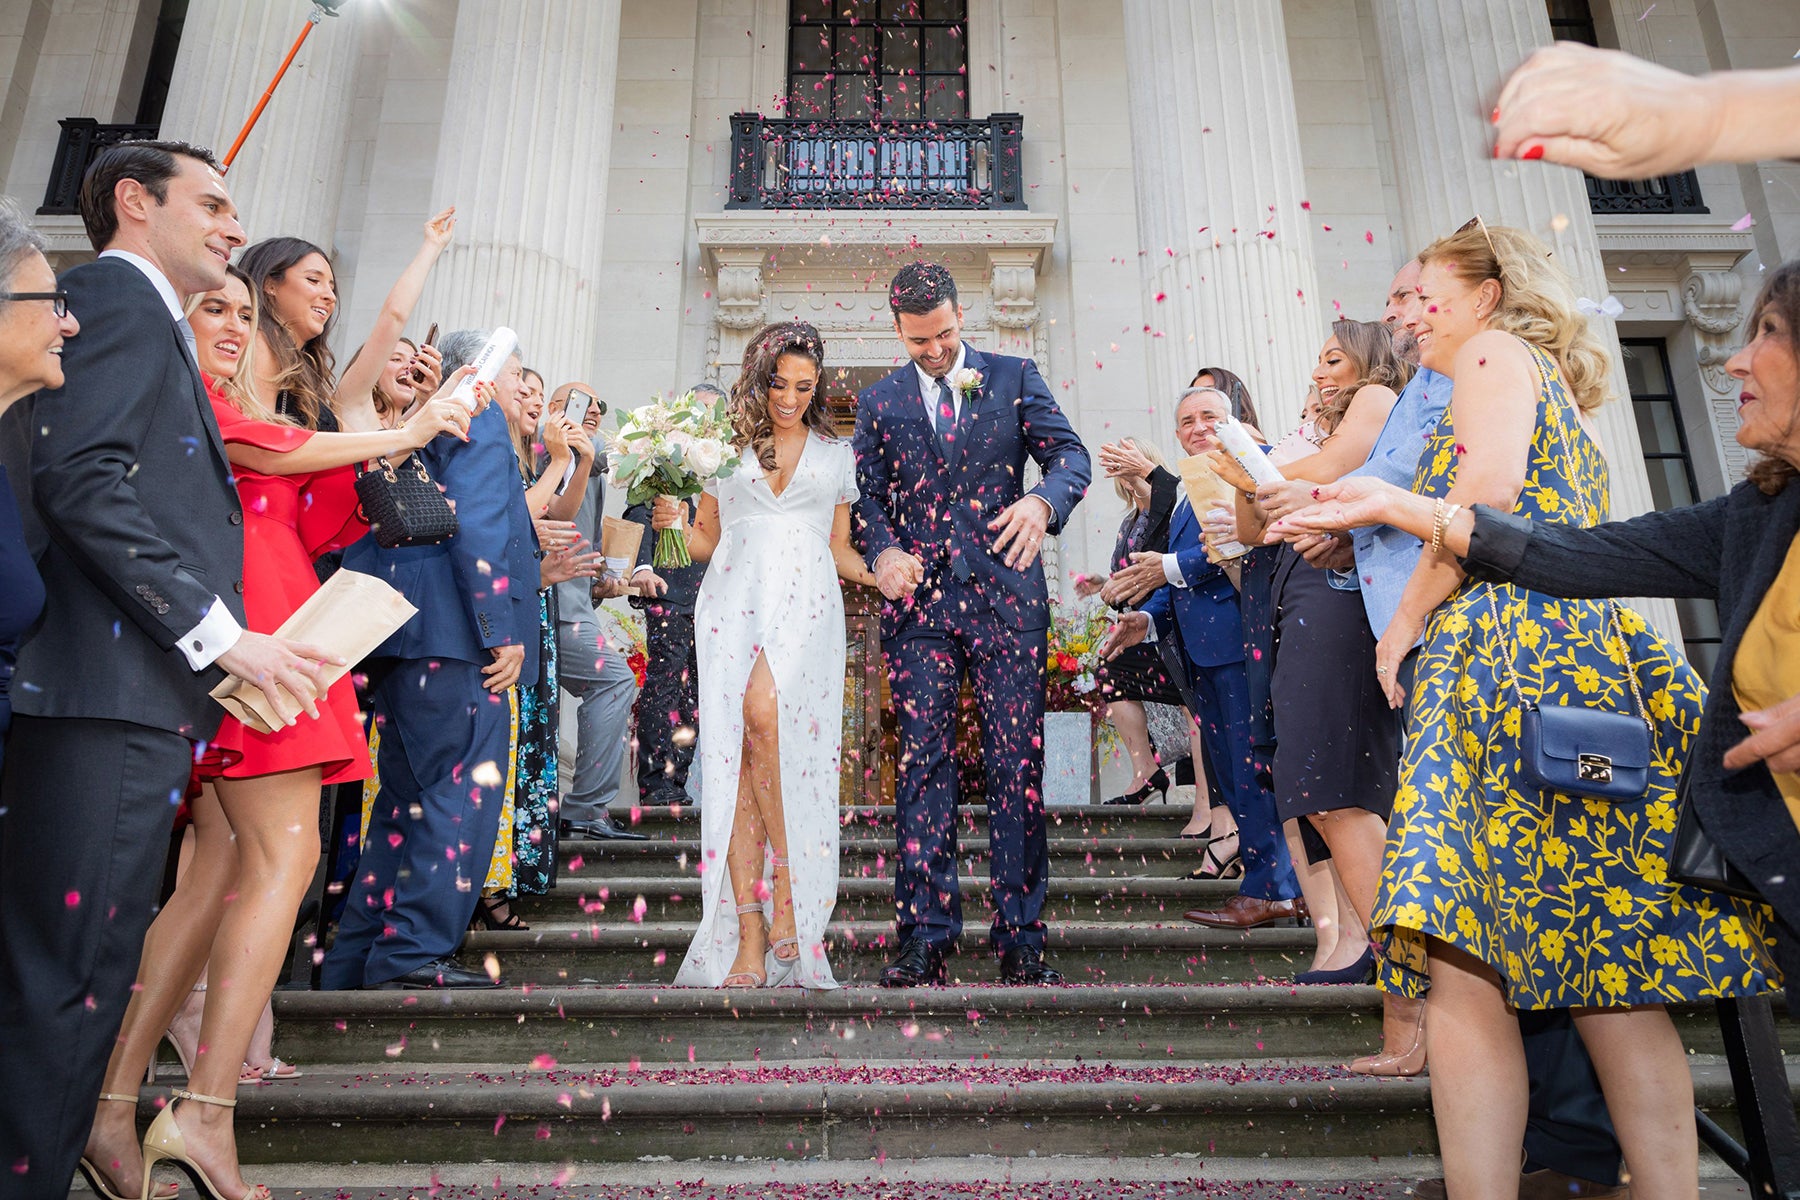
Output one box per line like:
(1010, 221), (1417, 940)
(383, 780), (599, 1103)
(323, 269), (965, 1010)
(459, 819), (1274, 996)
(853, 261), (1091, 987)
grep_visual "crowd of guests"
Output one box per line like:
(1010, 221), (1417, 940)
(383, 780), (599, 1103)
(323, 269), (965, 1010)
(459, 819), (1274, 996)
(0, 37), (1796, 1200)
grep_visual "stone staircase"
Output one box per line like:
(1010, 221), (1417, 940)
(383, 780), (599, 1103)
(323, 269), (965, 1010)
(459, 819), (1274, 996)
(114, 804), (1786, 1196)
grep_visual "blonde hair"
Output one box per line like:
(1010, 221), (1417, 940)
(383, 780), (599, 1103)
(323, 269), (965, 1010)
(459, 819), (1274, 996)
(183, 265), (294, 427)
(1111, 436), (1169, 505)
(1418, 222), (1614, 413)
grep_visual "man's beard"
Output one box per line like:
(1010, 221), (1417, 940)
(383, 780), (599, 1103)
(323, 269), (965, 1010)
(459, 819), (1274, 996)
(1389, 326), (1421, 366)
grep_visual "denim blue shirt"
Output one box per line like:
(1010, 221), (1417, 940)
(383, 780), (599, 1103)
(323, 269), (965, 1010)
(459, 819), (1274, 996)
(1343, 367), (1452, 638)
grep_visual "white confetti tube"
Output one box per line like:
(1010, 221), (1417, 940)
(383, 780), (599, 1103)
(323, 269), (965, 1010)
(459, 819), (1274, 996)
(449, 326), (518, 412)
(1215, 417), (1285, 487)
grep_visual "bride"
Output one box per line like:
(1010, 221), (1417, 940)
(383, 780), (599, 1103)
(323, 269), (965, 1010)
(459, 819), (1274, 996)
(659, 321), (876, 989)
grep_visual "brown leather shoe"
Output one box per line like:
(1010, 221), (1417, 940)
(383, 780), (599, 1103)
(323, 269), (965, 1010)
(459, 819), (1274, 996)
(1411, 1169), (1625, 1200)
(1182, 893), (1304, 929)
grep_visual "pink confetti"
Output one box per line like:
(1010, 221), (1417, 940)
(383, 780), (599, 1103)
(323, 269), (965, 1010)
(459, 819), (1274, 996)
(1732, 213), (1756, 231)
(63, 891), (80, 908)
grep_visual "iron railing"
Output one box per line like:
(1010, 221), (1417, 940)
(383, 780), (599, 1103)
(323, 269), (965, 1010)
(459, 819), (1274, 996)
(1585, 169), (1707, 216)
(727, 111), (1025, 210)
(40, 118), (159, 215)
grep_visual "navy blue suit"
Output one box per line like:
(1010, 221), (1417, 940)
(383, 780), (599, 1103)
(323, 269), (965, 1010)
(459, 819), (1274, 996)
(1142, 499), (1295, 902)
(853, 346), (1090, 953)
(321, 402), (540, 988)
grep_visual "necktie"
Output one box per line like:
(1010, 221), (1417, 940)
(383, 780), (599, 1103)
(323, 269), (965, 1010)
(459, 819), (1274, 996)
(931, 375), (955, 454)
(177, 317), (199, 367)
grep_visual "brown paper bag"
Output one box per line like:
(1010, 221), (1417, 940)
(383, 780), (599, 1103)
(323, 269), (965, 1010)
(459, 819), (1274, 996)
(209, 569), (418, 735)
(1176, 454), (1251, 562)
(598, 516), (655, 595)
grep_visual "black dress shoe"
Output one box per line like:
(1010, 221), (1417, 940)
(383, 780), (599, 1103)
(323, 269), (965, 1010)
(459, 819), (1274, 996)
(878, 936), (948, 988)
(559, 813), (648, 841)
(642, 788), (693, 809)
(998, 945), (1064, 986)
(376, 957), (500, 989)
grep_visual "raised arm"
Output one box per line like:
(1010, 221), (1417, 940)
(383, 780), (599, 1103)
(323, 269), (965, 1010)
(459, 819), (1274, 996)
(225, 368), (476, 476)
(333, 208), (456, 430)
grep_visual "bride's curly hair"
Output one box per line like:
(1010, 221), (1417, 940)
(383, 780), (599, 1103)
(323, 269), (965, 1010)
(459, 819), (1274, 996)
(731, 320), (833, 471)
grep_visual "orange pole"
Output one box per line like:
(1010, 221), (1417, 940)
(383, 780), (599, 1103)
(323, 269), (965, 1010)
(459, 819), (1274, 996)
(220, 13), (320, 171)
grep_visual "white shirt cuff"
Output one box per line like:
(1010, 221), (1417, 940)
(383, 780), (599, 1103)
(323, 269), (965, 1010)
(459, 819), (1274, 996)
(1161, 552), (1186, 588)
(631, 564), (655, 578)
(1141, 612), (1158, 643)
(1025, 494), (1056, 526)
(179, 597), (244, 671)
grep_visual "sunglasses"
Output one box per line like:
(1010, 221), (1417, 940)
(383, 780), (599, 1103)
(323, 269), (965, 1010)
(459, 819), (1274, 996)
(1457, 215), (1499, 260)
(3, 291), (68, 317)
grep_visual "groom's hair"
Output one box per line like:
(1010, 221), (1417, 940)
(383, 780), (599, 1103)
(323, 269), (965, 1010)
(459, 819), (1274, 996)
(889, 261), (958, 317)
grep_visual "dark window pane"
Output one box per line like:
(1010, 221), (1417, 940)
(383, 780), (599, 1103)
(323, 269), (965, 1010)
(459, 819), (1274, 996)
(791, 26), (831, 72)
(882, 83), (921, 118)
(922, 0), (964, 20)
(881, 0), (921, 19)
(836, 74), (874, 119)
(791, 0), (832, 23)
(924, 26), (963, 72)
(789, 74), (831, 117)
(1621, 342), (1669, 396)
(1545, 0), (1600, 45)
(836, 25), (875, 69)
(1633, 398), (1685, 455)
(1643, 455), (1698, 511)
(883, 25), (921, 72)
(837, 0), (876, 20)
(923, 77), (965, 119)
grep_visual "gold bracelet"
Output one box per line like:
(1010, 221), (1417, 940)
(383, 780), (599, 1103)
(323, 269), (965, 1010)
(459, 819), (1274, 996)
(1431, 500), (1462, 554)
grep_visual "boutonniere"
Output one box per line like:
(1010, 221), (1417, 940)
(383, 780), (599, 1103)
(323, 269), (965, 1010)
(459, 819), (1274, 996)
(948, 367), (983, 398)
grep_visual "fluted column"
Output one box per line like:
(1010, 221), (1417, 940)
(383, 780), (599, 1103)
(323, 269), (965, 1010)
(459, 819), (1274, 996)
(1123, 1), (1326, 432)
(158, 0), (364, 249)
(1371, 1), (1657, 526)
(415, 0), (621, 388)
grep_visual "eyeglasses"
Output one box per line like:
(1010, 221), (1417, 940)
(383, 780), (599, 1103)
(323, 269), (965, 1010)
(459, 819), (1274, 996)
(3, 291), (69, 317)
(1457, 215), (1499, 260)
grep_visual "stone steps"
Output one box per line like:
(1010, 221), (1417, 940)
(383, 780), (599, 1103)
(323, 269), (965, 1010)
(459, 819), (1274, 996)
(269, 983), (1781, 1067)
(517, 873), (1238, 925)
(118, 1055), (1777, 1167)
(457, 920), (1314, 986)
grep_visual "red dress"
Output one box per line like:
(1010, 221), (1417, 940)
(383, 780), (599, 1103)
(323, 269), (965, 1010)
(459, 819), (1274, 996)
(196, 383), (372, 785)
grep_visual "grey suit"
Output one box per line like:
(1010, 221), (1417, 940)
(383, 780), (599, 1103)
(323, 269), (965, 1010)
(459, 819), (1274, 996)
(557, 470), (638, 822)
(1462, 478), (1800, 1000)
(0, 257), (245, 1197)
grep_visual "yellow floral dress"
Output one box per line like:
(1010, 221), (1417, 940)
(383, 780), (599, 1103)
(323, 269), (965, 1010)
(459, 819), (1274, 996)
(1372, 343), (1779, 1008)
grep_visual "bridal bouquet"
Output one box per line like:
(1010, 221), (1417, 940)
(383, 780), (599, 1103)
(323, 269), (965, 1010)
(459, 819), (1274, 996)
(607, 389), (741, 567)
(1045, 602), (1108, 715)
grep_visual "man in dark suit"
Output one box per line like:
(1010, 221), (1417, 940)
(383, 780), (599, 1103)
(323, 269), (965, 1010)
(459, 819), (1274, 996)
(0, 141), (335, 1197)
(853, 262), (1091, 987)
(320, 330), (541, 991)
(624, 382), (718, 810)
(1101, 386), (1299, 927)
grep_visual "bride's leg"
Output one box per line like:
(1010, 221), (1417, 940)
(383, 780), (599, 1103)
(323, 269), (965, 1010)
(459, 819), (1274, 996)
(723, 746), (770, 983)
(740, 653), (796, 960)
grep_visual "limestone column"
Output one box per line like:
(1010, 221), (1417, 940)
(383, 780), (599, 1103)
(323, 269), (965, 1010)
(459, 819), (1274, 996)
(415, 0), (621, 388)
(157, 0), (364, 249)
(1371, 2), (1658, 521)
(1122, 0), (1326, 432)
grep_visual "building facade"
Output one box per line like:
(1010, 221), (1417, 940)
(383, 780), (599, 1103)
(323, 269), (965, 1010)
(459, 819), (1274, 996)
(3, 0), (1796, 670)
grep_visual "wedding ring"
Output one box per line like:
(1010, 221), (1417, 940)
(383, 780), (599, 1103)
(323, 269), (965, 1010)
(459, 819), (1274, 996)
(1376, 666), (1389, 675)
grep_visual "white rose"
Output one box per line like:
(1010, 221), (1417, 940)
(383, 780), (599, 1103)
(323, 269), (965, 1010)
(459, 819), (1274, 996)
(948, 366), (984, 395)
(687, 437), (725, 477)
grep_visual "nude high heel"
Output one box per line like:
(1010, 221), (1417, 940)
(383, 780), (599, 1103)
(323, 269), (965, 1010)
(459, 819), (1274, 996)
(1349, 1000), (1427, 1077)
(765, 855), (801, 988)
(140, 1089), (271, 1200)
(78, 1093), (180, 1200)
(721, 903), (769, 988)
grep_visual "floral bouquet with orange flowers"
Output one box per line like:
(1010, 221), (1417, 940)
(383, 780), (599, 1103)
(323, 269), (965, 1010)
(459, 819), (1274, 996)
(1045, 602), (1110, 716)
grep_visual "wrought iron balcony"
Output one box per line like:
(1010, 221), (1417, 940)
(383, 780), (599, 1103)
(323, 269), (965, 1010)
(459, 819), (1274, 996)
(40, 118), (159, 215)
(727, 112), (1025, 211)
(1585, 169), (1707, 216)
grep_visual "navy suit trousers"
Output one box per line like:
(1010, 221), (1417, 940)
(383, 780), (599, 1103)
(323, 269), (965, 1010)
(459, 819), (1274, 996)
(321, 658), (510, 988)
(887, 576), (1049, 953)
(1188, 659), (1296, 901)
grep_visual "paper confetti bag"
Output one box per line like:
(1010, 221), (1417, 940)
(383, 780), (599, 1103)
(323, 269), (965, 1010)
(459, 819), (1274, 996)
(1176, 453), (1251, 562)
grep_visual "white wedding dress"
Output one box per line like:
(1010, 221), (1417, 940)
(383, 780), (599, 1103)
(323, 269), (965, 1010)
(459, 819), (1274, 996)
(672, 431), (855, 990)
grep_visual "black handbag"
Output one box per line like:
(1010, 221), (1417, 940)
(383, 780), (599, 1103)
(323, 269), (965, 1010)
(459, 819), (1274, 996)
(1669, 768), (1762, 899)
(354, 454), (458, 549)
(1487, 589), (1654, 803)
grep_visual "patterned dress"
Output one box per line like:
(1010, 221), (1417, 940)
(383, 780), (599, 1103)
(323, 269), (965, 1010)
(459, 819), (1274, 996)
(1372, 343), (1779, 1008)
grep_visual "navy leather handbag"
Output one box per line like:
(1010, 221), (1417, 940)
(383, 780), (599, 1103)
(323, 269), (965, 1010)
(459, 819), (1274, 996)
(1487, 589), (1653, 803)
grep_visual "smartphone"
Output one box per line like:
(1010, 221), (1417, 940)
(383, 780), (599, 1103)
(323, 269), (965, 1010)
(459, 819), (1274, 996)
(412, 322), (439, 384)
(563, 388), (601, 427)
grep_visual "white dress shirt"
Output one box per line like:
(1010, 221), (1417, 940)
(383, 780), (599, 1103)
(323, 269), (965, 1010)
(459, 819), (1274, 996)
(915, 342), (967, 426)
(100, 248), (245, 671)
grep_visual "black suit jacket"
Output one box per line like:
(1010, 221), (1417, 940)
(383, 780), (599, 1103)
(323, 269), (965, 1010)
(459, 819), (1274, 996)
(625, 497), (705, 612)
(1463, 480), (1800, 995)
(4, 257), (244, 739)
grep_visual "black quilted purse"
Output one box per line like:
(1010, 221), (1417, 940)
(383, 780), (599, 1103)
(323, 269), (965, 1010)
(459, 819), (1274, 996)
(355, 455), (458, 548)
